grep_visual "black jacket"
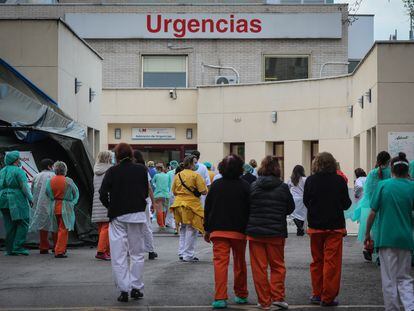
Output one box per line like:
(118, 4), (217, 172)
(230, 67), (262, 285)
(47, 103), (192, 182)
(99, 160), (149, 220)
(246, 176), (295, 238)
(204, 178), (250, 234)
(241, 173), (257, 185)
(303, 172), (352, 230)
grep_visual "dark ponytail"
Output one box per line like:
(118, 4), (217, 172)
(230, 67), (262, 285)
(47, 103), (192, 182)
(391, 152), (409, 177)
(291, 165), (306, 186)
(376, 151), (391, 179)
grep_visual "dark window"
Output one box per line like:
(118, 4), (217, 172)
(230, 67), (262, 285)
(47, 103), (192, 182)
(348, 60), (360, 73)
(311, 140), (319, 168)
(273, 142), (285, 179)
(264, 56), (309, 82)
(230, 143), (245, 160)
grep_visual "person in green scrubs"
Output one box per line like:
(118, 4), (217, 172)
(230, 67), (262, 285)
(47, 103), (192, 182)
(355, 151), (391, 263)
(365, 152), (414, 311)
(166, 160), (179, 231)
(409, 160), (414, 180)
(152, 163), (171, 229)
(0, 151), (33, 256)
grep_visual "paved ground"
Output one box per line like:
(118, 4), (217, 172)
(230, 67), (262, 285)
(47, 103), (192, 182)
(0, 235), (389, 311)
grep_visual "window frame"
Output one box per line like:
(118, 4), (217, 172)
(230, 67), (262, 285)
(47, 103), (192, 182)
(262, 54), (311, 82)
(141, 54), (189, 88)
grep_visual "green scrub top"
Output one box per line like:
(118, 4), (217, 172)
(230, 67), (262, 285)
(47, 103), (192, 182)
(371, 178), (414, 251)
(0, 165), (32, 221)
(152, 172), (171, 199)
(167, 169), (176, 191)
(409, 161), (414, 179)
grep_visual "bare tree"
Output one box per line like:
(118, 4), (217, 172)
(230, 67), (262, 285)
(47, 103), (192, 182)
(402, 0), (414, 39)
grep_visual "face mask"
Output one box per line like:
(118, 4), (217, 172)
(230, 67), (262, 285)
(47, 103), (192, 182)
(193, 164), (199, 171)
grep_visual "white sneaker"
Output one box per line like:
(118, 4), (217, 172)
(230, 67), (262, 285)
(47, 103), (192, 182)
(257, 303), (271, 310)
(273, 301), (289, 309)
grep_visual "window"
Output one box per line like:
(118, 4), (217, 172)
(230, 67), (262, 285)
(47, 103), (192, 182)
(264, 56), (309, 82)
(230, 143), (245, 160)
(311, 140), (319, 168)
(142, 55), (187, 88)
(273, 142), (285, 179)
(348, 60), (360, 73)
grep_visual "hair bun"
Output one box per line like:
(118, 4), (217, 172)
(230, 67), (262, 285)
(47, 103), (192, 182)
(398, 152), (407, 160)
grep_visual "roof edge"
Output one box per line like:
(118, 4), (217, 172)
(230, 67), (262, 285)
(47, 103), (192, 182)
(0, 18), (104, 60)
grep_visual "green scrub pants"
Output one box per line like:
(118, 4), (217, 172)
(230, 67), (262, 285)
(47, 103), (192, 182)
(0, 208), (29, 255)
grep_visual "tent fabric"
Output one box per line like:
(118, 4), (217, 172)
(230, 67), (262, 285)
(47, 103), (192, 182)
(0, 58), (97, 244)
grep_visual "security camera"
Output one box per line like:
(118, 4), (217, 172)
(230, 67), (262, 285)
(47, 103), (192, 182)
(169, 89), (177, 99)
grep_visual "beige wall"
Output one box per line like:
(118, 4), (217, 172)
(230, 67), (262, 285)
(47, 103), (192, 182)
(196, 75), (355, 182)
(0, 20), (59, 100)
(101, 88), (198, 151)
(99, 42), (414, 185)
(58, 22), (102, 131)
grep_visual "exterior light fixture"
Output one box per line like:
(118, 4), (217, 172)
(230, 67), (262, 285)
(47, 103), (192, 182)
(89, 88), (96, 103)
(75, 78), (82, 94)
(365, 89), (372, 103)
(186, 128), (193, 140)
(358, 96), (364, 109)
(114, 128), (121, 140)
(271, 111), (277, 123)
(347, 105), (353, 118)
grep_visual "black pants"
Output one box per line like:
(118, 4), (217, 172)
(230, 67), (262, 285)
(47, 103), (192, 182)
(293, 218), (305, 236)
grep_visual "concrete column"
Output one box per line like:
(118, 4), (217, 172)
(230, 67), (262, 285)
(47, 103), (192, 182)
(359, 131), (368, 172)
(198, 142), (226, 167)
(100, 119), (109, 151)
(245, 141), (272, 165)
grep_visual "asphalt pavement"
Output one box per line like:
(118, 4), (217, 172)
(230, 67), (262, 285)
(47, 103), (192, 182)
(0, 234), (389, 311)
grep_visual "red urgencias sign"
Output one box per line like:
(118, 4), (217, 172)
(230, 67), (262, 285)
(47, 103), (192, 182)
(146, 14), (262, 38)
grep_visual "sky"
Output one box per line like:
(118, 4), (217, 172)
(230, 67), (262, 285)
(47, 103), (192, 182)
(337, 0), (412, 40)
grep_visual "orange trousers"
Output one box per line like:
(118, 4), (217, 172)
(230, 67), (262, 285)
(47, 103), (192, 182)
(97, 222), (110, 254)
(155, 198), (167, 228)
(54, 215), (68, 255)
(249, 238), (286, 307)
(309, 232), (343, 303)
(212, 238), (248, 300)
(39, 230), (57, 251)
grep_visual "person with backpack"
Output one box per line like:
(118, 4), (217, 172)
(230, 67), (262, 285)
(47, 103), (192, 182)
(170, 155), (207, 262)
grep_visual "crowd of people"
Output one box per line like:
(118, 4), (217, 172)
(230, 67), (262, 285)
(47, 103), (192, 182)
(0, 145), (414, 310)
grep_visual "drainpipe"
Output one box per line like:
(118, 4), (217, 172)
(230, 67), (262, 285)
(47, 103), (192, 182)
(201, 63), (240, 84)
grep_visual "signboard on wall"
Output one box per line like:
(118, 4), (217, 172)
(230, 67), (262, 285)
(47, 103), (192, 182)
(132, 128), (176, 140)
(388, 132), (414, 161)
(5, 151), (39, 185)
(65, 13), (342, 39)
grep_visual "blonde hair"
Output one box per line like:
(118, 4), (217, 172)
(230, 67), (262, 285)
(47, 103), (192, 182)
(96, 151), (112, 164)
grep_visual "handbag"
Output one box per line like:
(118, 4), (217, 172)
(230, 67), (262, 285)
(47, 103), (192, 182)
(178, 173), (202, 197)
